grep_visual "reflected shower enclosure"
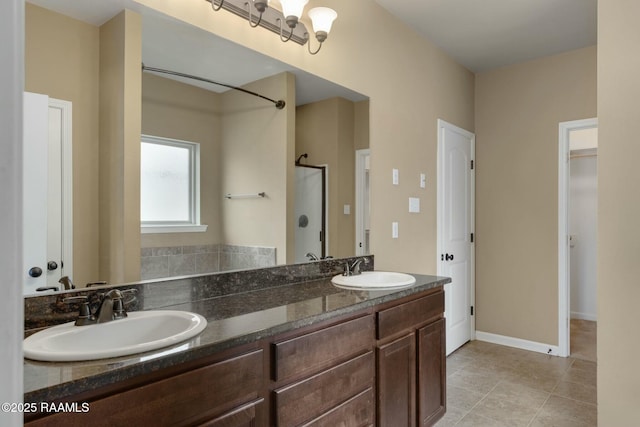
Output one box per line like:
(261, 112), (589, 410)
(294, 163), (327, 262)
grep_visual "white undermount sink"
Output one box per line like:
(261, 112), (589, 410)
(24, 310), (207, 362)
(331, 271), (416, 291)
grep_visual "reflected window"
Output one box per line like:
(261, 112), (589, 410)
(140, 135), (200, 226)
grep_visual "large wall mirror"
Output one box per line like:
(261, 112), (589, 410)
(24, 0), (370, 294)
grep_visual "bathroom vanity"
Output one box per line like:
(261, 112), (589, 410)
(23, 258), (449, 426)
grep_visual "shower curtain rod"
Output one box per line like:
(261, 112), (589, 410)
(141, 64), (286, 110)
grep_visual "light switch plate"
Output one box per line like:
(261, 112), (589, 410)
(392, 168), (399, 185)
(343, 204), (351, 215)
(409, 197), (420, 213)
(392, 222), (399, 238)
(420, 173), (426, 188)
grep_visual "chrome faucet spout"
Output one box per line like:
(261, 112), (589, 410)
(94, 289), (136, 324)
(343, 257), (370, 276)
(306, 252), (319, 261)
(94, 289), (121, 323)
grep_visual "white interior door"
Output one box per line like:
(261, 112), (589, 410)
(23, 92), (49, 294)
(355, 149), (371, 255)
(23, 93), (72, 294)
(294, 166), (325, 262)
(437, 119), (475, 355)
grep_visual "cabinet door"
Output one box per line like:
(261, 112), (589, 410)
(377, 333), (415, 427)
(417, 319), (446, 426)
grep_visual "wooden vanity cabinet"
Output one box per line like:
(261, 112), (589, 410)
(417, 318), (446, 426)
(376, 289), (446, 427)
(271, 314), (376, 426)
(25, 347), (266, 427)
(26, 286), (446, 427)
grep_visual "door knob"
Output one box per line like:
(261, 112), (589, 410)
(445, 253), (454, 261)
(47, 261), (58, 271)
(28, 267), (43, 278)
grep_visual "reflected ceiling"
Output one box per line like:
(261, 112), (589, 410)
(26, 0), (367, 106)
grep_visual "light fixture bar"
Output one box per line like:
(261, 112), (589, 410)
(208, 0), (309, 45)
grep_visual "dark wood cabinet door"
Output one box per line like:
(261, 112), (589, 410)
(417, 318), (446, 426)
(376, 333), (416, 427)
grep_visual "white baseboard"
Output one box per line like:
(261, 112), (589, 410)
(475, 331), (561, 357)
(570, 311), (597, 322)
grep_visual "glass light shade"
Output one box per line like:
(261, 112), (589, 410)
(308, 7), (337, 34)
(254, 0), (270, 13)
(280, 0), (308, 18)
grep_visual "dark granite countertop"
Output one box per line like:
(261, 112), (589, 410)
(24, 271), (450, 404)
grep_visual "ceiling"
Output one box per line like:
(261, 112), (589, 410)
(374, 0), (597, 73)
(28, 0), (598, 101)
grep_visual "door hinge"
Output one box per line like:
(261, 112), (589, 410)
(470, 160), (474, 170)
(470, 233), (474, 243)
(470, 306), (474, 316)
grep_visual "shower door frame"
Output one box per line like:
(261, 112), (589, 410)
(295, 164), (328, 259)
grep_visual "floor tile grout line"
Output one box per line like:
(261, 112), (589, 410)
(445, 339), (597, 426)
(450, 380), (500, 426)
(527, 392), (553, 427)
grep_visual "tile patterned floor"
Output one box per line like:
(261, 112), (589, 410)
(435, 338), (597, 427)
(570, 319), (597, 363)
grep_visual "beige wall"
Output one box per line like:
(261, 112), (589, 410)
(25, 3), (100, 286)
(98, 10), (142, 284)
(475, 46), (597, 345)
(296, 97), (359, 258)
(220, 73), (295, 265)
(598, 0), (640, 423)
(137, 0), (475, 275)
(140, 73), (223, 248)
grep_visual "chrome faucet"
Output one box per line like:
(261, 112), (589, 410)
(306, 252), (319, 261)
(63, 288), (137, 326)
(94, 289), (130, 323)
(343, 257), (370, 276)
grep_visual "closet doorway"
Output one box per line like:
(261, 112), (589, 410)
(558, 118), (597, 361)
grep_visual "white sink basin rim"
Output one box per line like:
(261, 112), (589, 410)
(24, 310), (207, 362)
(331, 271), (416, 290)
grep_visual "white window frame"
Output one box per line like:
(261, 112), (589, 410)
(140, 134), (207, 234)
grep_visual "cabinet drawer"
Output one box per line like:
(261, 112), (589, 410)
(274, 351), (374, 426)
(199, 398), (263, 427)
(26, 349), (264, 427)
(273, 315), (374, 381)
(377, 291), (444, 340)
(302, 388), (374, 427)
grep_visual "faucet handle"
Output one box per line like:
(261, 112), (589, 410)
(110, 289), (138, 319)
(62, 295), (94, 326)
(120, 288), (138, 304)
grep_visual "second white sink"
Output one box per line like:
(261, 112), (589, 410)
(24, 310), (207, 362)
(331, 271), (416, 291)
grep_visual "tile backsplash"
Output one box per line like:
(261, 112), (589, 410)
(140, 244), (277, 280)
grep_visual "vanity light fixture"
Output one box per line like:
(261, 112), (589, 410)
(209, 0), (337, 55)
